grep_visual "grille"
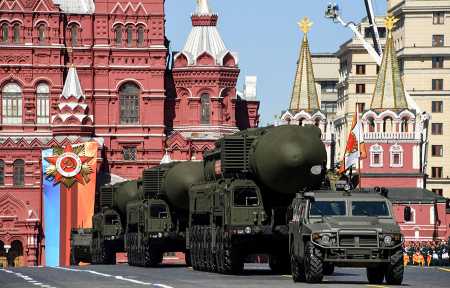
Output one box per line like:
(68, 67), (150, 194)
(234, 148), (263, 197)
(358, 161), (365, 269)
(222, 135), (255, 173)
(339, 235), (378, 248)
(100, 186), (113, 208)
(143, 167), (165, 198)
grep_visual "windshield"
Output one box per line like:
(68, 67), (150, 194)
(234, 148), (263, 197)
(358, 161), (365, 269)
(150, 204), (168, 219)
(310, 201), (346, 216)
(351, 201), (390, 217)
(233, 188), (259, 207)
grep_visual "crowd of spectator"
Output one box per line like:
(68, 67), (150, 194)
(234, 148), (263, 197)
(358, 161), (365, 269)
(403, 241), (449, 266)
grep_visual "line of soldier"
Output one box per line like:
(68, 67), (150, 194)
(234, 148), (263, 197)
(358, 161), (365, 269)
(403, 241), (449, 267)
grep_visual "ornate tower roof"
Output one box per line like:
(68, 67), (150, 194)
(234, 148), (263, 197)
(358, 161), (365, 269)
(179, 0), (237, 65)
(289, 17), (320, 113)
(370, 16), (408, 110)
(61, 65), (84, 100)
(52, 66), (93, 135)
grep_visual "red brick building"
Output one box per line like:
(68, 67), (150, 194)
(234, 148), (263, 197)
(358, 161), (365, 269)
(0, 0), (259, 267)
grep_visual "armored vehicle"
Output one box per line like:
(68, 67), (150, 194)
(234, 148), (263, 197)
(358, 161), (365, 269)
(70, 228), (92, 265)
(289, 189), (404, 284)
(91, 180), (142, 264)
(125, 162), (204, 267)
(188, 125), (327, 274)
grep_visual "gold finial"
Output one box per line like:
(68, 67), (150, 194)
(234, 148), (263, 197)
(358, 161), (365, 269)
(385, 15), (399, 32)
(298, 17), (313, 34)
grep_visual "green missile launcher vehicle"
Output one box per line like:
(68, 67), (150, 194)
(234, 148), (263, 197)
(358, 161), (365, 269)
(188, 125), (327, 274)
(70, 228), (92, 265)
(289, 188), (405, 284)
(91, 180), (142, 264)
(125, 162), (204, 267)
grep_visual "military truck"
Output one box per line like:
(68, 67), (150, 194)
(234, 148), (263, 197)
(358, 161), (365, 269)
(70, 228), (92, 265)
(125, 162), (204, 267)
(289, 189), (404, 284)
(188, 125), (327, 274)
(91, 180), (142, 264)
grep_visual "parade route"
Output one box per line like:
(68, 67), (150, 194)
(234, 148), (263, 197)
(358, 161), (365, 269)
(1, 264), (450, 288)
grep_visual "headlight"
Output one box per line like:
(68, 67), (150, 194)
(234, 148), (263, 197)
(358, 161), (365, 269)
(384, 235), (393, 246)
(158, 232), (163, 238)
(311, 165), (322, 175)
(321, 234), (330, 244)
(244, 226), (252, 234)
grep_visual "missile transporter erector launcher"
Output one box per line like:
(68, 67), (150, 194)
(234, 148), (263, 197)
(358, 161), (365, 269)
(188, 125), (327, 274)
(125, 162), (205, 267)
(91, 180), (142, 264)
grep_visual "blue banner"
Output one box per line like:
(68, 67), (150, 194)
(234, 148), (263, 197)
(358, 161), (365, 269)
(42, 148), (60, 266)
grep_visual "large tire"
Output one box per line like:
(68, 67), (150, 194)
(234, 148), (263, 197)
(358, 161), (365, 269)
(185, 250), (192, 267)
(291, 254), (306, 282)
(216, 228), (224, 273)
(323, 263), (335, 275)
(144, 240), (163, 267)
(367, 267), (385, 284)
(222, 235), (243, 275)
(385, 249), (404, 285)
(304, 242), (323, 283)
(190, 227), (199, 270)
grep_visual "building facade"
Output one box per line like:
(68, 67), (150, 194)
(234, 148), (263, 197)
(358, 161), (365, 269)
(0, 0), (259, 267)
(388, 0), (450, 198)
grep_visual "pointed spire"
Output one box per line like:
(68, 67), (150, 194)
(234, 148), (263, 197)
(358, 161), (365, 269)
(160, 149), (172, 164)
(61, 65), (84, 99)
(289, 17), (320, 112)
(370, 15), (408, 110)
(196, 0), (211, 15)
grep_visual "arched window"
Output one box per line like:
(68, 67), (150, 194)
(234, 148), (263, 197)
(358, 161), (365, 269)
(0, 160), (4, 186)
(2, 23), (8, 43)
(401, 117), (409, 132)
(114, 25), (122, 46)
(36, 83), (50, 124)
(13, 159), (24, 186)
(314, 118), (320, 127)
(383, 116), (393, 132)
(200, 93), (211, 124)
(2, 83), (22, 124)
(298, 118), (305, 126)
(137, 26), (144, 47)
(126, 25), (133, 46)
(367, 117), (375, 132)
(390, 144), (403, 167)
(119, 83), (140, 124)
(70, 24), (79, 46)
(13, 23), (19, 43)
(370, 144), (383, 167)
(38, 24), (46, 44)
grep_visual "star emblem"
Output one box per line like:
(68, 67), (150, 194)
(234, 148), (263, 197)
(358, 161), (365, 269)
(45, 144), (94, 188)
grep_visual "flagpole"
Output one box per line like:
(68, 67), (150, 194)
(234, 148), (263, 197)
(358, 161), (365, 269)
(356, 104), (362, 191)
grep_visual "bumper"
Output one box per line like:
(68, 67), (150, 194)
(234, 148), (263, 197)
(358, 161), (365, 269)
(323, 247), (400, 267)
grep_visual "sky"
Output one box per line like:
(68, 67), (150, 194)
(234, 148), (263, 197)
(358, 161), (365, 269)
(165, 0), (387, 125)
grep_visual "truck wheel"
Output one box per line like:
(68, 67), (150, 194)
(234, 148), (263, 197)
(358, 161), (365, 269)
(216, 228), (224, 273)
(291, 254), (306, 282)
(144, 240), (161, 267)
(199, 227), (206, 271)
(190, 227), (198, 270)
(323, 263), (335, 275)
(366, 266), (385, 284)
(385, 249), (404, 285)
(185, 250), (192, 267)
(304, 241), (323, 283)
(222, 236), (243, 274)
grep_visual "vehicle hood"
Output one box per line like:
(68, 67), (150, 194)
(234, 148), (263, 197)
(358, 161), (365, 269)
(309, 216), (400, 233)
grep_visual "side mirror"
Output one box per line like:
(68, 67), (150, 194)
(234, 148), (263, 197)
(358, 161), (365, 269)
(404, 206), (412, 222)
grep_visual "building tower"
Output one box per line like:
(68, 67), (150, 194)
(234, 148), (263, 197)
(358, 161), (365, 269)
(168, 0), (259, 160)
(280, 17), (334, 168)
(52, 66), (94, 137)
(360, 16), (423, 188)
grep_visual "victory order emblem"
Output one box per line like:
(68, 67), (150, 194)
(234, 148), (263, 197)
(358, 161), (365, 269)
(45, 144), (94, 188)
